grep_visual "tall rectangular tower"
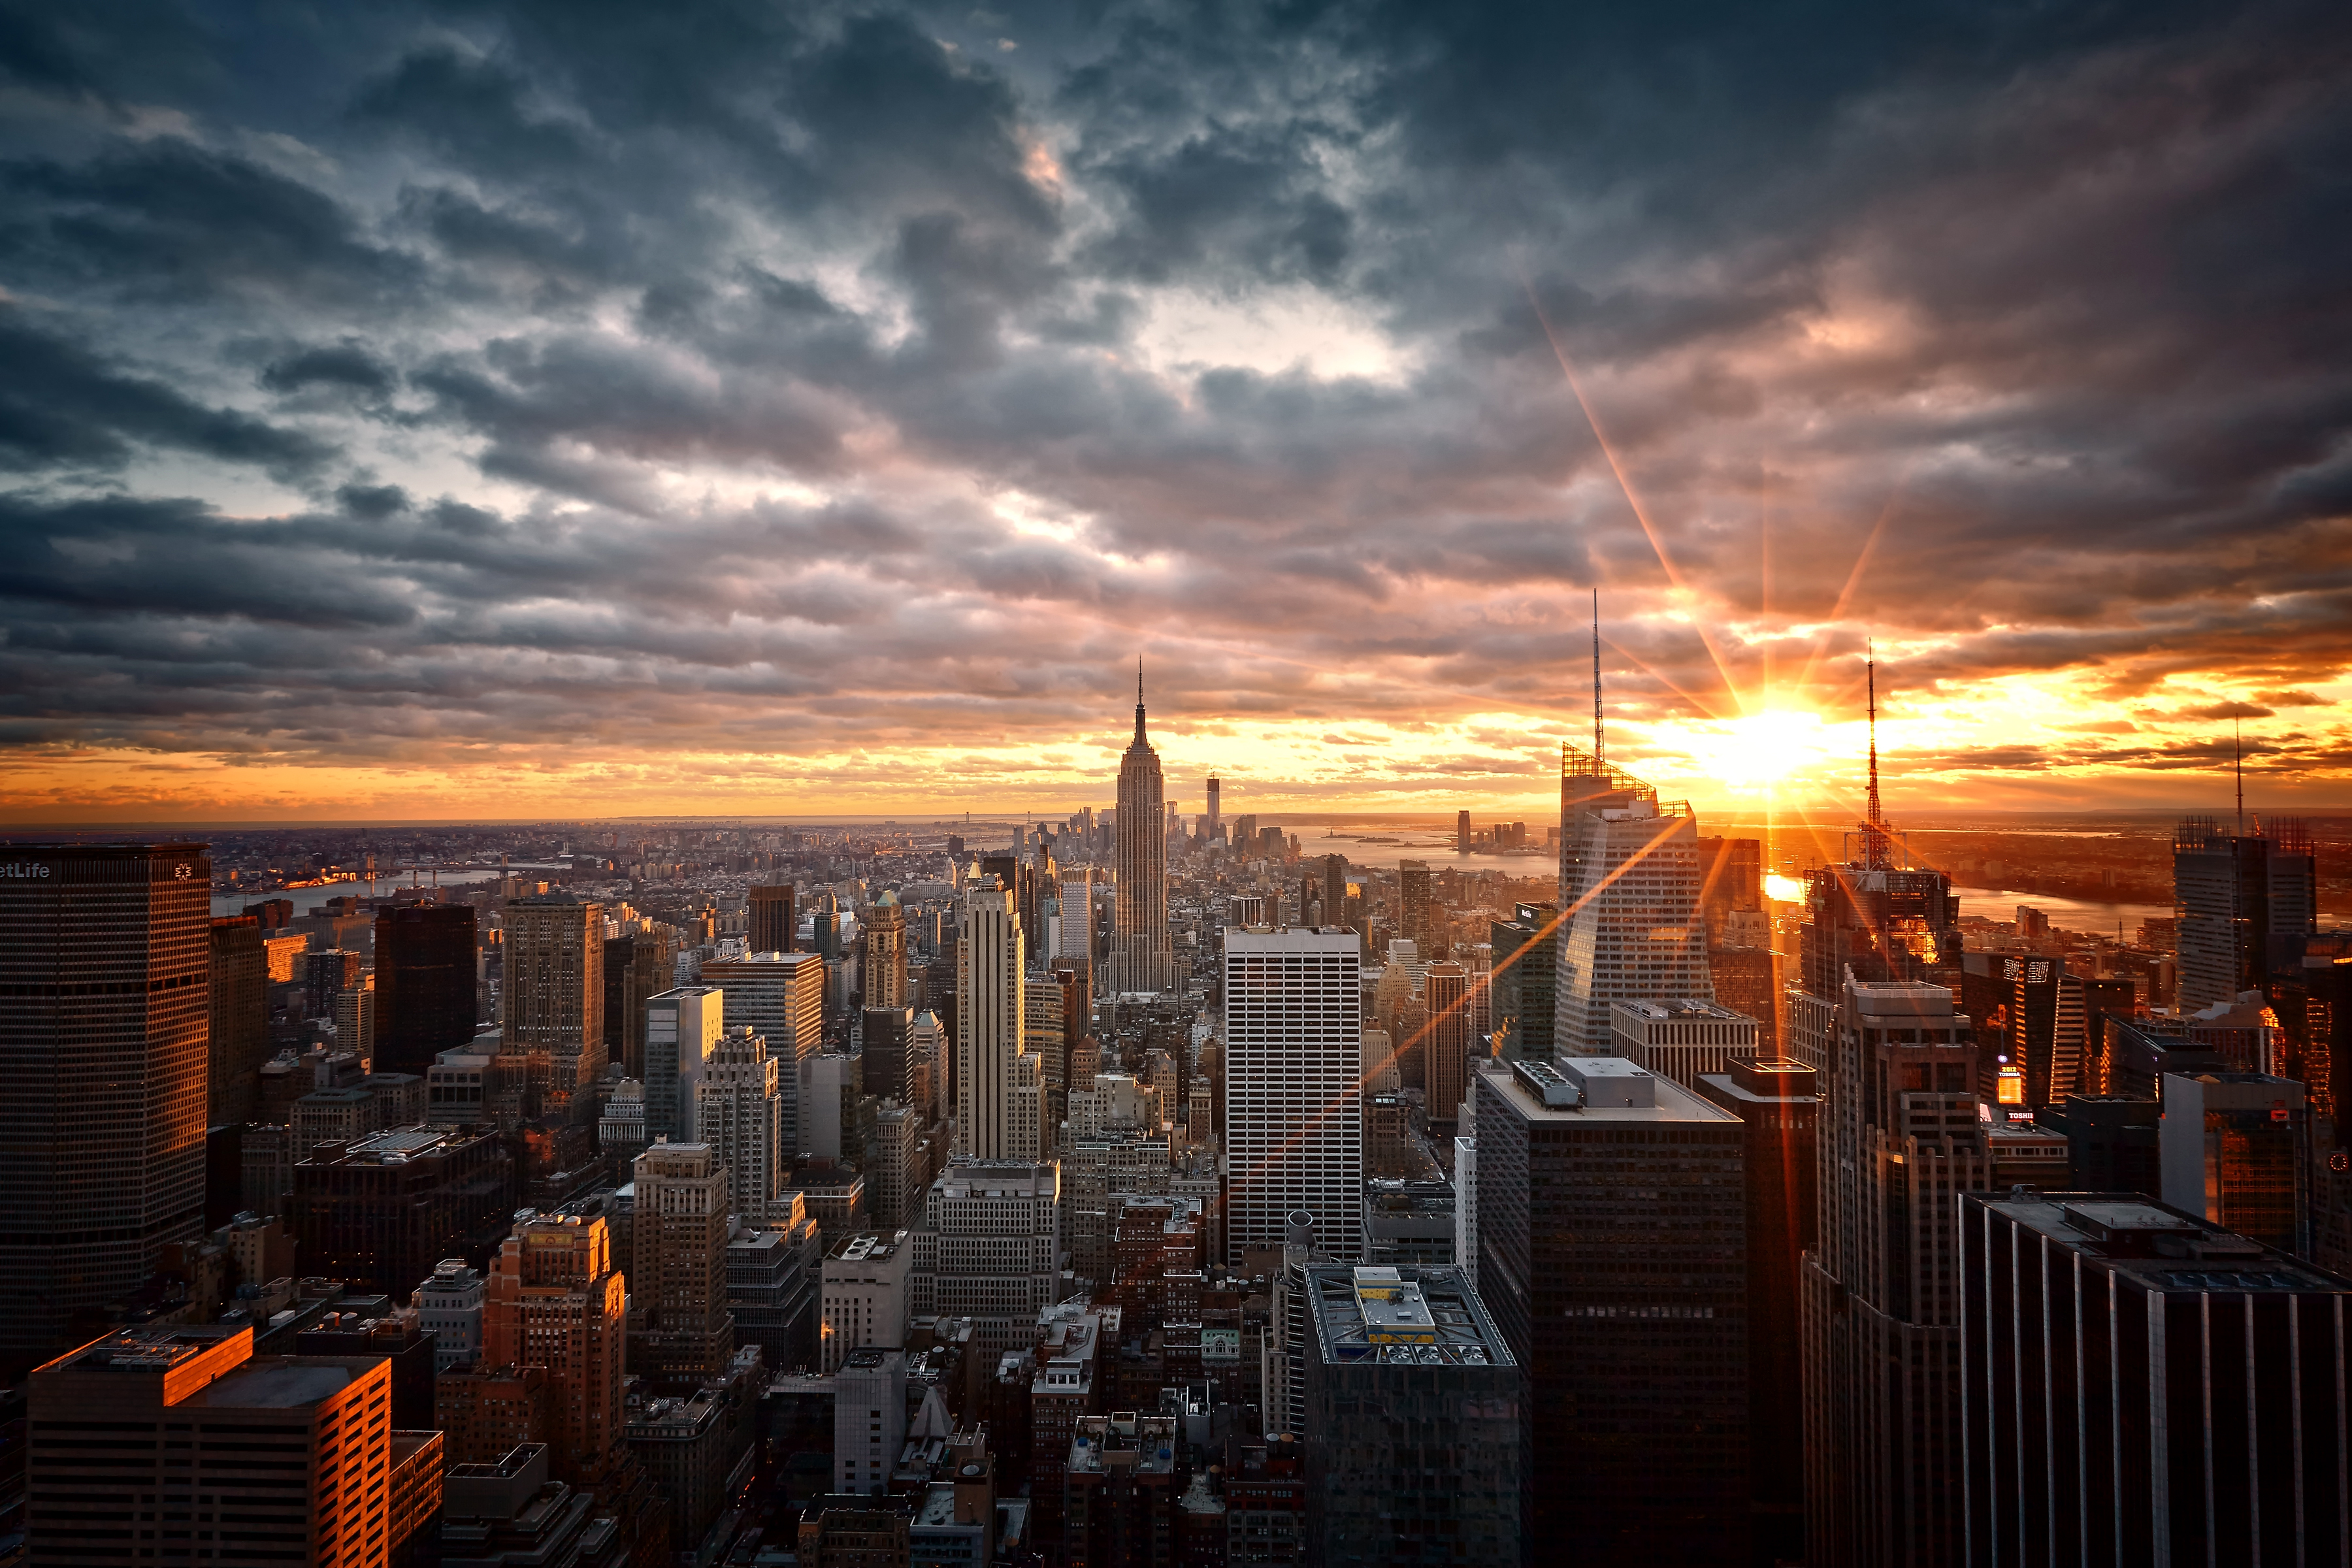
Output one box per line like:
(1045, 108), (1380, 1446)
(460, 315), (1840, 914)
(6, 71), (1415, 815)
(955, 885), (1028, 1160)
(747, 883), (796, 955)
(483, 1213), (627, 1488)
(374, 902), (478, 1075)
(1552, 749), (1714, 1056)
(500, 892), (605, 1101)
(1488, 902), (1558, 1061)
(0, 843), (210, 1375)
(1473, 1054), (1749, 1563)
(700, 951), (825, 1152)
(2174, 816), (2319, 1013)
(208, 914), (269, 1126)
(1960, 1192), (2352, 1563)
(630, 1141), (737, 1382)
(642, 986), (725, 1145)
(1222, 926), (1364, 1264)
(698, 1026), (783, 1219)
(1801, 973), (1989, 1568)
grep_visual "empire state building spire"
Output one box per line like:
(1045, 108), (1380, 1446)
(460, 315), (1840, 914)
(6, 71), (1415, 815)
(1111, 661), (1171, 994)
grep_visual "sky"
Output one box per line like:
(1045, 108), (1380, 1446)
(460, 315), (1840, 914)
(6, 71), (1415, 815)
(2, 0), (2348, 826)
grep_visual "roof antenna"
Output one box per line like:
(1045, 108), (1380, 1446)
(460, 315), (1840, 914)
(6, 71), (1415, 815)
(1591, 589), (1604, 764)
(2234, 712), (2244, 835)
(1867, 641), (1882, 832)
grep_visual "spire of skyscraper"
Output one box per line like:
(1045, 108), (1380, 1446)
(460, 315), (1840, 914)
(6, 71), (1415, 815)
(1112, 664), (1172, 994)
(1592, 589), (1604, 764)
(1135, 657), (1148, 743)
(1863, 642), (1891, 871)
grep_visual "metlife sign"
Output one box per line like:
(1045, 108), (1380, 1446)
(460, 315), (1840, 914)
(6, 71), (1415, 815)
(0, 862), (56, 879)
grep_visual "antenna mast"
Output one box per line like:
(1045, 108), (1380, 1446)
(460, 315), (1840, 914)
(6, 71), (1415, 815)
(2235, 713), (2244, 835)
(1592, 589), (1604, 764)
(1863, 641), (1891, 871)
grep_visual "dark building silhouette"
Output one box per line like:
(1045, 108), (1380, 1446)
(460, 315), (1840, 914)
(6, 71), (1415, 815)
(1474, 1054), (1748, 1564)
(374, 902), (478, 1075)
(0, 843), (211, 1375)
(862, 1006), (914, 1101)
(749, 883), (797, 955)
(1697, 1058), (1820, 1563)
(1489, 902), (1558, 1060)
(1960, 1191), (2352, 1565)
(289, 1126), (515, 1298)
(2038, 1092), (2161, 1199)
(209, 915), (269, 1125)
(2174, 815), (2318, 1013)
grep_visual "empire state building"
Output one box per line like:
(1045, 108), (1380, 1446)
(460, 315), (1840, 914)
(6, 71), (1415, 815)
(1109, 668), (1173, 994)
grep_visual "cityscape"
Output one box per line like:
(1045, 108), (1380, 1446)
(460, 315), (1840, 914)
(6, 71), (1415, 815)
(3, 2), (2351, 1567)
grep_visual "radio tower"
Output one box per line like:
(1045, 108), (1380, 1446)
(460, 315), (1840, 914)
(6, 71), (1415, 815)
(1863, 642), (1891, 870)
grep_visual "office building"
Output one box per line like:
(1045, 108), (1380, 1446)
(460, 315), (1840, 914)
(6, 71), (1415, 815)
(864, 891), (909, 1009)
(295, 1306), (438, 1428)
(0, 843), (210, 1371)
(482, 1213), (628, 1490)
(374, 902), (479, 1075)
(698, 1026), (783, 1218)
(836, 1347), (909, 1496)
(2159, 1069), (2310, 1256)
(749, 882), (797, 955)
(955, 885), (1029, 1160)
(630, 1141), (737, 1382)
(727, 1200), (821, 1369)
(334, 976), (377, 1062)
(438, 1442), (616, 1565)
(1223, 926), (1364, 1264)
(27, 1324), (392, 1567)
(502, 893), (606, 1100)
(1488, 902), (1558, 1061)
(1361, 1178), (1459, 1268)
(416, 1258), (486, 1371)
(1474, 1054), (1748, 1563)
(1553, 749), (1714, 1055)
(1205, 775), (1222, 842)
(2174, 815), (2318, 1013)
(604, 924), (678, 1081)
(1300, 1264), (1521, 1563)
(862, 1004), (915, 1103)
(306, 946), (365, 1019)
(867, 1100), (930, 1230)
(289, 1125), (515, 1297)
(1064, 1411), (1181, 1562)
(1696, 1058), (1820, 1562)
(822, 1230), (913, 1372)
(701, 951), (827, 1149)
(1424, 960), (1473, 1133)
(1609, 997), (1759, 1090)
(2038, 1092), (2161, 1198)
(1802, 972), (2005, 1568)
(1058, 866), (1098, 968)
(909, 1161), (1060, 1356)
(1109, 673), (1174, 994)
(208, 914), (269, 1126)
(1399, 859), (1441, 961)
(1959, 1192), (2352, 1563)
(643, 985), (724, 1145)
(1958, 950), (2089, 1114)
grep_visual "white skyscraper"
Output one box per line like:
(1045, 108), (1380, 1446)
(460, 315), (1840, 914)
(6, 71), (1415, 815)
(955, 885), (1028, 1160)
(696, 1026), (781, 1217)
(1552, 747), (1714, 1056)
(643, 985), (724, 1143)
(1222, 924), (1364, 1264)
(1056, 866), (1098, 968)
(700, 950), (826, 1151)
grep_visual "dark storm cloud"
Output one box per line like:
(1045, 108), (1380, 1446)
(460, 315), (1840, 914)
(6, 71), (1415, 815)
(0, 0), (2346, 799)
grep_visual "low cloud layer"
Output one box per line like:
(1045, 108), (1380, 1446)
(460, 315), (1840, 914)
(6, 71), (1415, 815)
(1, 0), (2347, 821)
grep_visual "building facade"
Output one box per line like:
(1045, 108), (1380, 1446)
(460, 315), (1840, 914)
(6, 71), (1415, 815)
(0, 843), (211, 1373)
(501, 893), (606, 1102)
(630, 1142), (737, 1382)
(955, 886), (1028, 1160)
(1553, 751), (1714, 1056)
(374, 902), (479, 1075)
(1222, 926), (1364, 1265)
(1109, 676), (1173, 994)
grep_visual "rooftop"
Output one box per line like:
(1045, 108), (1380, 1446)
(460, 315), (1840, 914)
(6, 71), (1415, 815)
(1613, 998), (1751, 1022)
(1975, 1192), (2350, 1296)
(1307, 1264), (1512, 1369)
(1484, 1056), (1735, 1125)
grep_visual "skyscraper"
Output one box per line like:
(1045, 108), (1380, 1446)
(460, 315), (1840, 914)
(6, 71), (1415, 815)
(1424, 960), (1472, 1134)
(501, 892), (606, 1102)
(1801, 972), (2008, 1568)
(1322, 853), (1347, 933)
(1109, 670), (1172, 994)
(1223, 926), (1364, 1264)
(630, 1141), (737, 1382)
(1696, 1058), (1820, 1563)
(1205, 774), (1221, 843)
(862, 891), (908, 1009)
(643, 985), (725, 1145)
(1399, 859), (1441, 961)
(483, 1213), (628, 1489)
(748, 882), (797, 955)
(2174, 815), (2319, 1012)
(208, 913), (269, 1125)
(1473, 1054), (1748, 1563)
(1488, 902), (1558, 1061)
(2159, 1068), (2310, 1255)
(698, 1026), (783, 1219)
(0, 843), (210, 1373)
(1959, 1190), (2352, 1563)
(1553, 748), (1714, 1055)
(700, 951), (825, 1152)
(955, 885), (1028, 1160)
(908, 1160), (1060, 1358)
(1057, 866), (1098, 968)
(374, 902), (478, 1075)
(604, 923), (678, 1081)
